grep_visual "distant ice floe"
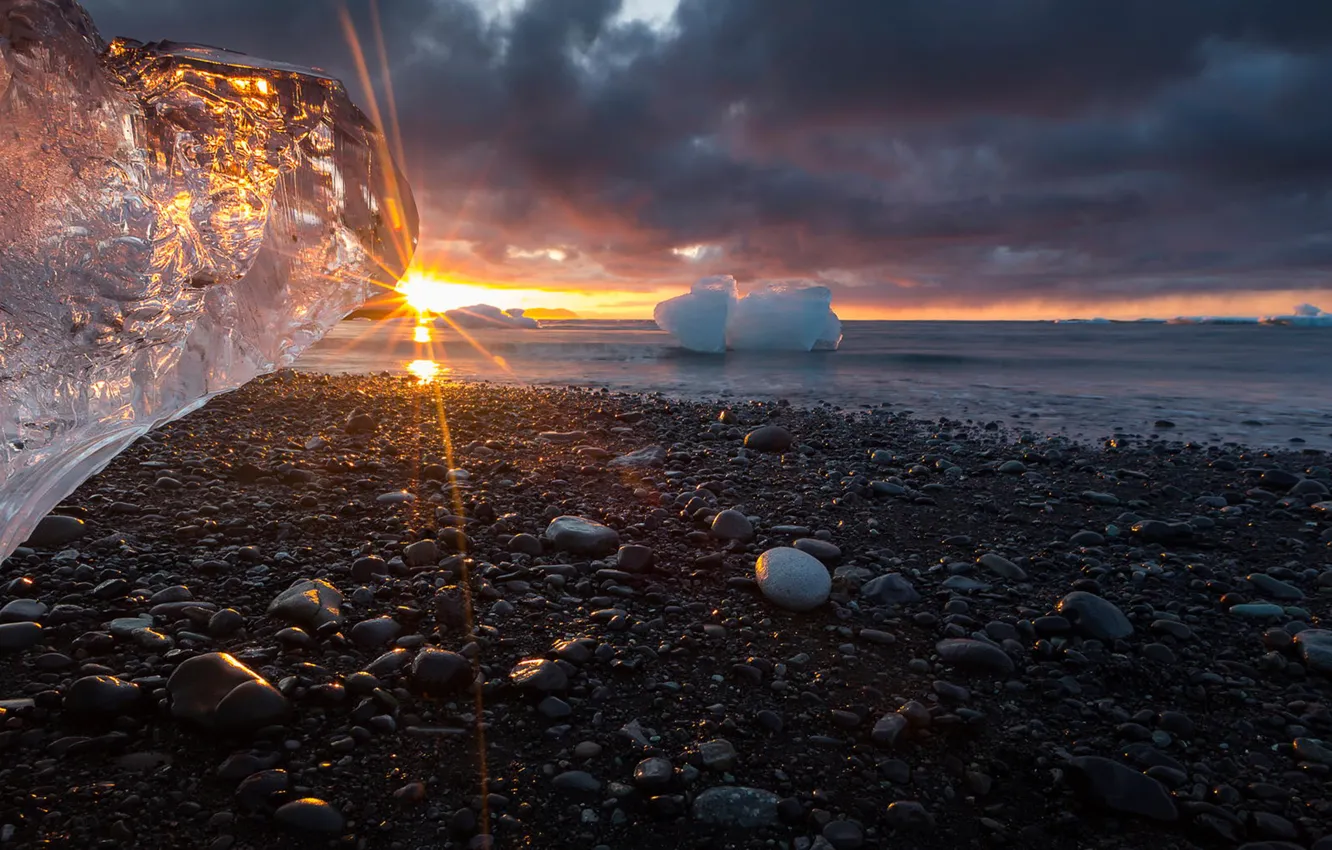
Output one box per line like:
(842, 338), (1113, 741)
(654, 276), (842, 352)
(1056, 304), (1331, 327)
(438, 305), (541, 329)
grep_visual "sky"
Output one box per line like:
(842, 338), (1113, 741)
(80, 0), (1332, 319)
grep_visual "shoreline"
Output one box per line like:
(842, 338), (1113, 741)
(2, 371), (1330, 849)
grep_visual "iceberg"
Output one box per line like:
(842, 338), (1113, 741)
(0, 0), (419, 559)
(653, 276), (738, 353)
(1263, 303), (1332, 327)
(439, 305), (541, 329)
(653, 277), (842, 352)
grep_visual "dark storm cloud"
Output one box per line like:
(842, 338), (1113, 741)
(78, 0), (1332, 308)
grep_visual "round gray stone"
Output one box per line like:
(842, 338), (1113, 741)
(755, 547), (831, 612)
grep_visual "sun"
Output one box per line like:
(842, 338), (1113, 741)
(396, 271), (511, 315)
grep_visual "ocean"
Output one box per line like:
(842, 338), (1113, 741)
(296, 318), (1332, 451)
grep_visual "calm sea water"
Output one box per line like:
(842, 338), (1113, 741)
(296, 318), (1332, 450)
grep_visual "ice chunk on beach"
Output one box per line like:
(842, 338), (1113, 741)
(727, 284), (838, 351)
(0, 0), (419, 559)
(653, 276), (738, 353)
(653, 277), (842, 352)
(440, 305), (541, 329)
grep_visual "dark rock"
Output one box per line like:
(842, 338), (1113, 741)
(543, 516), (620, 556)
(1067, 756), (1177, 821)
(743, 426), (794, 453)
(25, 515), (86, 548)
(63, 676), (142, 717)
(274, 798), (345, 833)
(691, 786), (781, 827)
(411, 649), (473, 697)
(167, 652), (289, 730)
(935, 639), (1014, 674)
(267, 579), (342, 629)
(1056, 591), (1133, 640)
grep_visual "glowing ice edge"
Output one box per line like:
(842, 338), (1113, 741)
(653, 276), (844, 352)
(1056, 304), (1332, 326)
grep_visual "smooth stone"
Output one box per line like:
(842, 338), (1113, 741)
(208, 608), (245, 637)
(711, 510), (754, 542)
(0, 621), (42, 651)
(934, 638), (1014, 674)
(543, 516), (620, 557)
(1293, 629), (1332, 674)
(1291, 478), (1330, 496)
(616, 544), (654, 573)
(1056, 591), (1133, 640)
(691, 786), (781, 827)
(998, 460), (1027, 474)
(508, 534), (543, 556)
(1247, 573), (1304, 601)
(978, 552), (1026, 580)
(350, 617), (402, 649)
(411, 649), (473, 697)
(1230, 603), (1285, 619)
(0, 599), (46, 623)
(63, 675), (142, 717)
(755, 547), (831, 612)
(1069, 530), (1105, 546)
(25, 515), (86, 548)
(792, 538), (841, 563)
(607, 446), (667, 468)
(274, 798), (345, 833)
(859, 573), (920, 606)
(403, 539), (439, 567)
(108, 616), (154, 638)
(266, 579), (343, 629)
(376, 490), (416, 504)
(633, 757), (674, 791)
(1067, 756), (1178, 821)
(871, 713), (909, 747)
(551, 770), (601, 795)
(510, 658), (568, 691)
(743, 426), (794, 453)
(167, 652), (289, 730)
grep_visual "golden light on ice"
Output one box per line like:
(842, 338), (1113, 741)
(413, 324), (431, 343)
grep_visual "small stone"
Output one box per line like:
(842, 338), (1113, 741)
(743, 426), (794, 453)
(167, 652), (288, 730)
(633, 757), (674, 791)
(25, 515), (86, 548)
(543, 516), (620, 557)
(1067, 756), (1178, 821)
(350, 617), (402, 649)
(552, 770), (601, 795)
(208, 608), (245, 637)
(1247, 573), (1304, 601)
(616, 544), (654, 573)
(998, 460), (1026, 474)
(871, 713), (908, 747)
(267, 579), (342, 629)
(607, 446), (667, 468)
(1056, 591), (1133, 640)
(411, 649), (473, 697)
(0, 599), (46, 623)
(1069, 530), (1105, 546)
(274, 798), (345, 833)
(1230, 603), (1285, 619)
(508, 534), (543, 556)
(0, 621), (42, 651)
(755, 547), (831, 612)
(793, 538), (841, 563)
(691, 786), (781, 827)
(823, 820), (864, 850)
(711, 510), (754, 542)
(978, 552), (1026, 580)
(510, 658), (568, 691)
(884, 801), (934, 830)
(1293, 629), (1332, 674)
(698, 739), (737, 771)
(860, 573), (920, 605)
(63, 675), (142, 717)
(402, 538), (439, 567)
(935, 638), (1014, 674)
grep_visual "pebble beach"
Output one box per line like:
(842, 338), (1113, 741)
(2, 371), (1331, 849)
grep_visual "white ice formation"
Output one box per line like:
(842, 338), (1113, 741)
(653, 276), (843, 352)
(438, 305), (541, 329)
(0, 1), (419, 559)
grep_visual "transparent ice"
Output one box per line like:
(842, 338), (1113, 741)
(0, 0), (419, 559)
(653, 276), (842, 353)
